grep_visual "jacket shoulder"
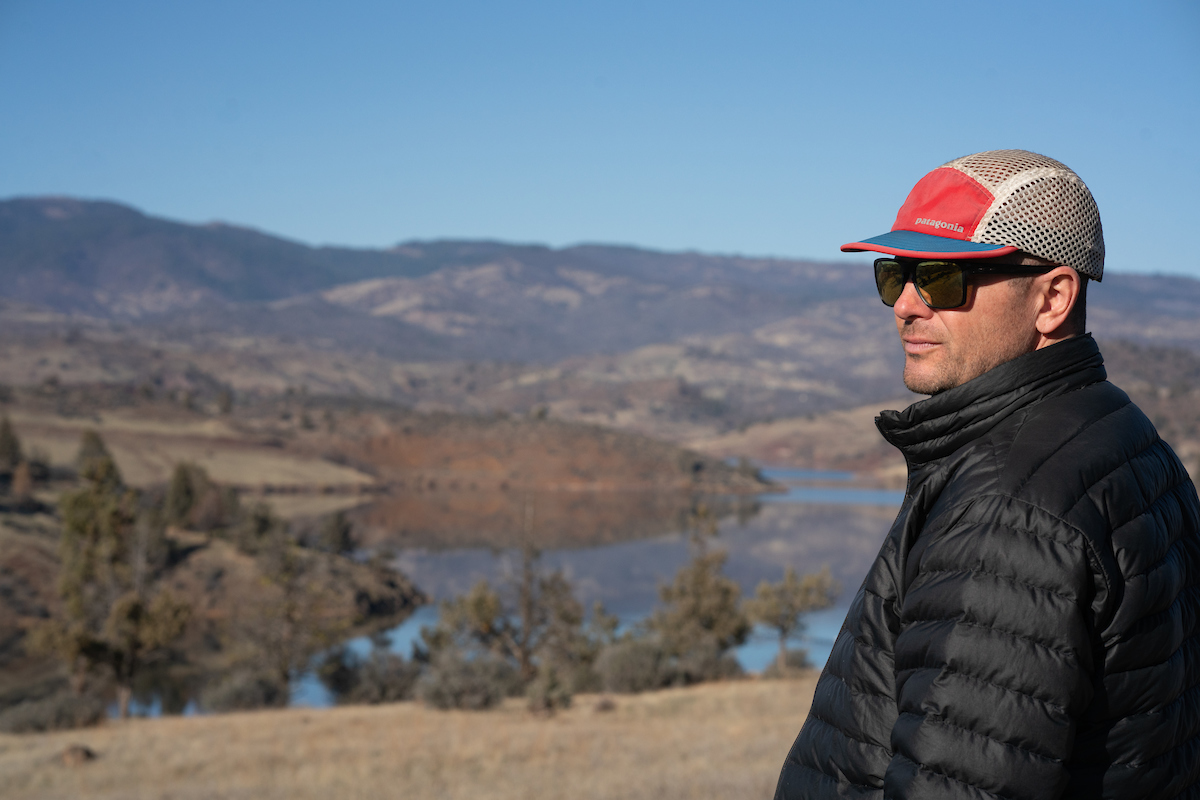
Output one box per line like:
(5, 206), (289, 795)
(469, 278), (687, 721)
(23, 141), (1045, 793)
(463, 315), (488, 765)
(993, 380), (1163, 512)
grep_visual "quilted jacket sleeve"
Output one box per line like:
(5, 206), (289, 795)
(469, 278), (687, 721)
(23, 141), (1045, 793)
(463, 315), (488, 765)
(884, 494), (1099, 799)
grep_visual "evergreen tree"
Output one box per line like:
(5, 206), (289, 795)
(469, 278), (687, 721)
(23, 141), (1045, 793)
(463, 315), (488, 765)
(0, 416), (22, 473)
(10, 460), (34, 510)
(317, 511), (355, 555)
(165, 462), (239, 532)
(165, 462), (213, 526)
(421, 547), (606, 698)
(75, 429), (112, 475)
(647, 546), (751, 662)
(241, 526), (348, 693)
(30, 437), (189, 718)
(232, 501), (280, 553)
(745, 566), (839, 675)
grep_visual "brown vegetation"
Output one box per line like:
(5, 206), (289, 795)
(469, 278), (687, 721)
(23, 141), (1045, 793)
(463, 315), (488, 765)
(0, 379), (771, 499)
(324, 411), (772, 498)
(690, 399), (910, 486)
(691, 338), (1200, 486)
(745, 566), (838, 675)
(0, 481), (422, 728)
(0, 675), (818, 800)
(1103, 339), (1200, 479)
(0, 517), (61, 701)
(354, 488), (759, 550)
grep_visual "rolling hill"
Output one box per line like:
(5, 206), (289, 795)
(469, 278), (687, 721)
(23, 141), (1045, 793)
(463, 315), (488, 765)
(2, 195), (1199, 448)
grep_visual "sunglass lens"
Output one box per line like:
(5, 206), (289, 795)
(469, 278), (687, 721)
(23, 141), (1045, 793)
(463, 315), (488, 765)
(875, 260), (905, 306)
(915, 262), (965, 308)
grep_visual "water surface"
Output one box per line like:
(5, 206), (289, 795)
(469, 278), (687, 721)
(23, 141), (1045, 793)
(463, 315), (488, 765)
(291, 469), (902, 706)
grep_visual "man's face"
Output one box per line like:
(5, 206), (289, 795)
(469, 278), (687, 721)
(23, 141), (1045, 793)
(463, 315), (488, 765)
(892, 268), (1041, 395)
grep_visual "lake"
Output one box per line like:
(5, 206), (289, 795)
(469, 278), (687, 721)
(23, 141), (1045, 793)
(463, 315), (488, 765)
(290, 469), (905, 706)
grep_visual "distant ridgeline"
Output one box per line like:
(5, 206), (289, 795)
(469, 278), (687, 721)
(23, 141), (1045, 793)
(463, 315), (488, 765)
(0, 195), (1198, 445)
(0, 196), (876, 362)
(1, 196), (1197, 360)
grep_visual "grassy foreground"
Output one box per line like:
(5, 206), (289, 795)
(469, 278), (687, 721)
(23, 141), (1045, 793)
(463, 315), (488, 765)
(0, 675), (817, 800)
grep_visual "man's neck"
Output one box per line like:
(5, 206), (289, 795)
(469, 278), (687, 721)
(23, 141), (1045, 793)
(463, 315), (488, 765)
(1035, 330), (1080, 351)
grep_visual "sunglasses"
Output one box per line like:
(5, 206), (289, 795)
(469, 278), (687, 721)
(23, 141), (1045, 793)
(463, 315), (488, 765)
(873, 258), (1056, 310)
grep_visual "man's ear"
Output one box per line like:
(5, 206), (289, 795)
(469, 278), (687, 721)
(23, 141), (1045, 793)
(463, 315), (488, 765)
(1034, 267), (1081, 340)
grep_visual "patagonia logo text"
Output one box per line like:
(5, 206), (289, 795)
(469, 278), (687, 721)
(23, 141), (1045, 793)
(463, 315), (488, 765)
(914, 218), (965, 233)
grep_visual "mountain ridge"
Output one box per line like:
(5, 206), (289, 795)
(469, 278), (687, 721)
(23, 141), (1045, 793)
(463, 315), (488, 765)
(2, 195), (1199, 444)
(7, 196), (1198, 367)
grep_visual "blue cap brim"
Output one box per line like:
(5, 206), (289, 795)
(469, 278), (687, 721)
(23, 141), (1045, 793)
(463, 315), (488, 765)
(841, 230), (1017, 260)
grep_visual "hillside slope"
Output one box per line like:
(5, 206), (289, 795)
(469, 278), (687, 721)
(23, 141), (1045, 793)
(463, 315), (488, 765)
(0, 677), (817, 800)
(2, 196), (1199, 441)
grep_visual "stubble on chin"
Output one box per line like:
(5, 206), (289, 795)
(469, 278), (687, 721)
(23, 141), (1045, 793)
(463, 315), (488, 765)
(902, 333), (1034, 395)
(903, 352), (958, 395)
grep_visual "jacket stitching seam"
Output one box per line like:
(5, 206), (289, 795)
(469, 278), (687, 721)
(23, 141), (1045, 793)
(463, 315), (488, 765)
(891, 751), (1014, 800)
(914, 567), (1079, 603)
(825, 670), (896, 704)
(1106, 580), (1200, 648)
(1103, 436), (1173, 534)
(894, 665), (1068, 715)
(805, 710), (892, 757)
(862, 585), (897, 603)
(849, 636), (895, 660)
(1104, 633), (1200, 677)
(1010, 397), (1131, 497)
(1066, 436), (1188, 527)
(901, 616), (1079, 660)
(782, 756), (879, 792)
(1119, 496), (1200, 582)
(929, 502), (1088, 553)
(907, 711), (1064, 764)
(940, 493), (1115, 619)
(1104, 725), (1200, 773)
(1089, 677), (1200, 726)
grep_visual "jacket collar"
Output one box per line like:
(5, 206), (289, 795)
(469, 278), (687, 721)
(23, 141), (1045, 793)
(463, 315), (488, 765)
(875, 334), (1107, 465)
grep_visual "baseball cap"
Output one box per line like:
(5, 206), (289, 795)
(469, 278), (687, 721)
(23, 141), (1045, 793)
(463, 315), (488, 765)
(842, 149), (1105, 280)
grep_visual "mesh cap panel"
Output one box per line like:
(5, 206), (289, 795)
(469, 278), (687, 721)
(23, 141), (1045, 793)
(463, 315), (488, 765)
(948, 150), (1073, 189)
(946, 150), (1104, 279)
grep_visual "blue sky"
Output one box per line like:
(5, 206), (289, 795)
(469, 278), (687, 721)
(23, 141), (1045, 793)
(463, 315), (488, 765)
(1, 0), (1197, 277)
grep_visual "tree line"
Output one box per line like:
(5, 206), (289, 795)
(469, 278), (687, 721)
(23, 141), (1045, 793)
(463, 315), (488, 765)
(0, 415), (52, 511)
(320, 504), (839, 714)
(3, 421), (413, 732)
(2, 417), (838, 728)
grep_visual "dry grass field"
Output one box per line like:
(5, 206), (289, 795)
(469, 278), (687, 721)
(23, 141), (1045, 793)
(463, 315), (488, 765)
(6, 409), (375, 490)
(690, 399), (911, 485)
(0, 675), (818, 800)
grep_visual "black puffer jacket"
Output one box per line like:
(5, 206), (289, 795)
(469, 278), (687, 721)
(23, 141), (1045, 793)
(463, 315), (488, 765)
(775, 335), (1200, 799)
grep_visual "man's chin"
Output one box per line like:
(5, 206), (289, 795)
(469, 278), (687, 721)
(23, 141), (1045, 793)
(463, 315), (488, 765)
(903, 363), (955, 396)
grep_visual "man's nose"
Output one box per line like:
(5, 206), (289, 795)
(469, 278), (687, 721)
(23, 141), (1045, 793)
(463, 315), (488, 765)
(892, 279), (933, 320)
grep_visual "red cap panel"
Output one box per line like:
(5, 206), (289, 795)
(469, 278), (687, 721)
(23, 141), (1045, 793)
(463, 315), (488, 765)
(891, 167), (995, 241)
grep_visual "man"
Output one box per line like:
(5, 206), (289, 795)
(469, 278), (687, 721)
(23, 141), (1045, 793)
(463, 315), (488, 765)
(774, 150), (1200, 799)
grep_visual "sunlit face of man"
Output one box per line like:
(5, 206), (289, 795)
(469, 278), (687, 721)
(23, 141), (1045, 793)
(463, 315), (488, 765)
(893, 269), (1042, 395)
